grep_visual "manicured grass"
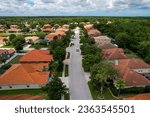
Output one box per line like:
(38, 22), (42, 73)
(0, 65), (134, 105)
(9, 55), (23, 64)
(88, 82), (119, 100)
(0, 45), (14, 48)
(0, 33), (37, 37)
(29, 44), (47, 49)
(0, 89), (47, 99)
(65, 65), (69, 77)
(88, 82), (99, 100)
(64, 93), (70, 100)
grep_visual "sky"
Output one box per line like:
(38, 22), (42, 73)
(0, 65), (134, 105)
(0, 0), (150, 16)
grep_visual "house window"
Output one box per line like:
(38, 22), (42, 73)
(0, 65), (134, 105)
(9, 86), (12, 88)
(27, 85), (30, 88)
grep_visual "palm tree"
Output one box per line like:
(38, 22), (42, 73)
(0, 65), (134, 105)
(91, 61), (119, 98)
(115, 79), (125, 96)
(95, 70), (107, 98)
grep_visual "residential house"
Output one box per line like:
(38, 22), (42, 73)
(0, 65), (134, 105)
(0, 49), (15, 61)
(45, 33), (58, 41)
(42, 24), (52, 32)
(88, 29), (102, 38)
(56, 27), (69, 32)
(115, 64), (150, 88)
(0, 63), (50, 90)
(102, 48), (128, 63)
(100, 43), (118, 49)
(10, 25), (19, 29)
(25, 36), (40, 44)
(62, 24), (69, 29)
(0, 37), (9, 46)
(84, 24), (94, 31)
(19, 50), (53, 63)
(117, 59), (150, 79)
(93, 36), (117, 49)
(0, 29), (4, 33)
(7, 25), (20, 33)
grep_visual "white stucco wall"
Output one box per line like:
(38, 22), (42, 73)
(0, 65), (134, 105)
(134, 68), (150, 74)
(0, 84), (45, 90)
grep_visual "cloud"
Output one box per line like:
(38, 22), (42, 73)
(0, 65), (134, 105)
(0, 0), (149, 16)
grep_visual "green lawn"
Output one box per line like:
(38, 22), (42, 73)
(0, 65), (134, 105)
(88, 82), (119, 100)
(65, 65), (69, 77)
(29, 44), (48, 49)
(0, 45), (14, 48)
(64, 93), (70, 100)
(9, 55), (23, 64)
(0, 33), (37, 37)
(0, 89), (48, 99)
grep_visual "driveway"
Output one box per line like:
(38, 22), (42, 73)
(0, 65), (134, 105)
(69, 27), (92, 100)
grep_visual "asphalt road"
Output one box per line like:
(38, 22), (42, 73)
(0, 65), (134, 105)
(69, 27), (92, 100)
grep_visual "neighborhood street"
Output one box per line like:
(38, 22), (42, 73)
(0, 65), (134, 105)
(69, 27), (92, 100)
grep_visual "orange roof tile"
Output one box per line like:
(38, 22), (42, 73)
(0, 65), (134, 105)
(8, 49), (15, 55)
(56, 28), (69, 32)
(84, 24), (94, 30)
(43, 28), (52, 32)
(55, 30), (66, 35)
(88, 29), (102, 37)
(43, 24), (51, 29)
(0, 49), (7, 55)
(19, 50), (53, 63)
(0, 63), (49, 85)
(118, 59), (150, 69)
(102, 48), (128, 60)
(115, 65), (150, 87)
(45, 33), (58, 41)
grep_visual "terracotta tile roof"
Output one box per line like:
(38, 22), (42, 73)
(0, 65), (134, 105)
(0, 63), (49, 85)
(88, 29), (102, 37)
(56, 28), (69, 32)
(84, 24), (94, 30)
(0, 49), (7, 55)
(8, 49), (15, 55)
(19, 50), (53, 63)
(0, 37), (8, 45)
(115, 65), (150, 87)
(43, 28), (52, 32)
(118, 59), (150, 69)
(43, 24), (51, 29)
(0, 29), (4, 32)
(0, 94), (44, 100)
(45, 33), (58, 41)
(124, 93), (150, 100)
(25, 36), (39, 43)
(102, 48), (128, 60)
(8, 28), (20, 32)
(10, 25), (19, 29)
(100, 43), (118, 49)
(62, 24), (69, 29)
(55, 30), (66, 35)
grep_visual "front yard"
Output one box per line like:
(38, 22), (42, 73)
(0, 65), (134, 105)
(88, 82), (122, 100)
(9, 55), (23, 64)
(0, 89), (48, 99)
(0, 44), (14, 48)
